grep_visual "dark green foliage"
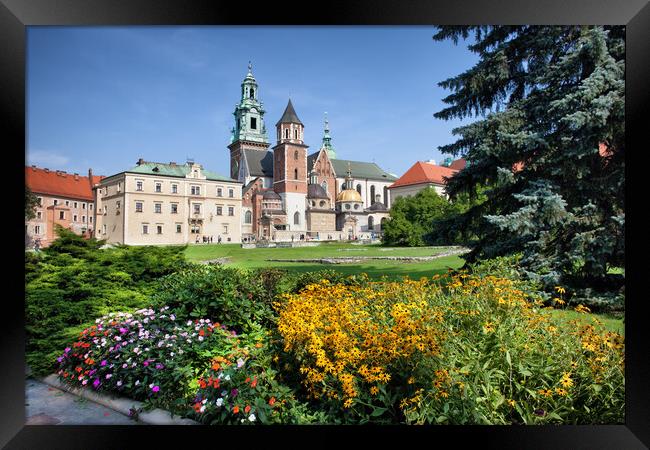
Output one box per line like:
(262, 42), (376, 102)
(25, 186), (39, 220)
(432, 26), (624, 300)
(382, 187), (482, 246)
(25, 229), (187, 377)
(150, 265), (277, 333)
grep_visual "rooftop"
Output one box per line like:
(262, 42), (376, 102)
(26, 166), (104, 201)
(389, 160), (461, 189)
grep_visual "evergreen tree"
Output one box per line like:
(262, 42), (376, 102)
(433, 26), (624, 294)
(25, 186), (39, 220)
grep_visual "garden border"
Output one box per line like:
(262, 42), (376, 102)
(41, 374), (200, 425)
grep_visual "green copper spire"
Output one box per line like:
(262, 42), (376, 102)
(231, 62), (269, 145)
(321, 112), (337, 159)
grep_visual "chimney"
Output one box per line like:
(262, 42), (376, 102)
(88, 168), (93, 180)
(74, 173), (79, 180)
(137, 158), (145, 166)
(425, 159), (437, 166)
(31, 165), (36, 170)
(44, 168), (49, 173)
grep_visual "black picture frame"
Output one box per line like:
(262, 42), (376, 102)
(3, 0), (648, 448)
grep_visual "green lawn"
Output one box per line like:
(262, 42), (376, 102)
(550, 309), (624, 336)
(184, 242), (466, 280)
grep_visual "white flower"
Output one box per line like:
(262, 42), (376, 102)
(135, 380), (140, 386)
(170, 314), (176, 320)
(170, 352), (175, 357)
(200, 405), (206, 413)
(187, 320), (192, 326)
(216, 398), (223, 407)
(224, 375), (231, 381)
(248, 414), (256, 422)
(198, 336), (204, 342)
(149, 383), (154, 389)
(117, 381), (122, 387)
(202, 398), (207, 404)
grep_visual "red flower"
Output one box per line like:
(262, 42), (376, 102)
(213, 380), (220, 389)
(269, 397), (276, 406)
(199, 329), (205, 336)
(199, 379), (207, 389)
(251, 378), (257, 388)
(233, 405), (239, 414)
(244, 405), (251, 414)
(245, 377), (251, 384)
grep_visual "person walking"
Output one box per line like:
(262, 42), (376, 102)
(33, 238), (41, 252)
(218, 235), (222, 244)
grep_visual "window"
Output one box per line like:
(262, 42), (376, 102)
(59, 211), (65, 220)
(244, 211), (252, 224)
(154, 203), (162, 213)
(135, 202), (143, 213)
(250, 88), (254, 99)
(345, 204), (350, 210)
(89, 217), (93, 224)
(228, 207), (234, 216)
(228, 188), (234, 198)
(217, 187), (223, 197)
(294, 150), (299, 160)
(193, 203), (201, 215)
(73, 214), (78, 222)
(53, 199), (58, 206)
(368, 216), (374, 230)
(191, 185), (201, 195)
(176, 224), (182, 233)
(34, 225), (41, 234)
(370, 185), (376, 204)
(223, 224), (229, 234)
(384, 186), (389, 207)
(353, 204), (360, 210)
(251, 117), (257, 129)
(103, 205), (107, 215)
(82, 203), (86, 209)
(117, 182), (121, 192)
(89, 203), (92, 210)
(36, 211), (42, 219)
(171, 203), (178, 214)
(116, 200), (121, 209)
(356, 184), (362, 194)
(294, 130), (298, 139)
(142, 224), (148, 234)
(294, 168), (298, 180)
(74, 202), (78, 208)
(65, 200), (70, 206)
(102, 224), (106, 234)
(136, 180), (143, 191)
(157, 225), (163, 235)
(216, 206), (223, 216)
(82, 215), (86, 222)
(172, 184), (178, 194)
(37, 197), (42, 206)
(155, 182), (162, 193)
(319, 200), (326, 207)
(294, 211), (300, 225)
(190, 225), (200, 234)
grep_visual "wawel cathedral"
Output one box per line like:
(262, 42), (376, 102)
(228, 64), (397, 242)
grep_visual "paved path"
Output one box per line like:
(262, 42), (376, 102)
(25, 378), (140, 425)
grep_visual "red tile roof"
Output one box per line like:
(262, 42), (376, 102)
(25, 166), (104, 201)
(389, 161), (460, 189)
(448, 158), (467, 171)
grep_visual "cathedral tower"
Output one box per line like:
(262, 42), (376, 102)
(227, 62), (270, 180)
(273, 99), (308, 230)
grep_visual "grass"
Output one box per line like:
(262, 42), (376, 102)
(550, 309), (624, 336)
(184, 242), (466, 280)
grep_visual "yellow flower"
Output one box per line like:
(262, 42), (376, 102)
(369, 386), (379, 396)
(407, 377), (415, 385)
(343, 398), (353, 408)
(559, 372), (574, 388)
(555, 286), (566, 294)
(507, 399), (516, 407)
(555, 388), (568, 396)
(538, 388), (553, 398)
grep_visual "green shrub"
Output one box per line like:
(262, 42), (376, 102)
(150, 265), (276, 333)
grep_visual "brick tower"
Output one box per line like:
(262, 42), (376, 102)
(273, 99), (308, 231)
(227, 62), (270, 180)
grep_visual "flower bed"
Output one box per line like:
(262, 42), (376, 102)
(274, 274), (625, 424)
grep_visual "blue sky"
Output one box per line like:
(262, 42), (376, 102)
(26, 26), (478, 178)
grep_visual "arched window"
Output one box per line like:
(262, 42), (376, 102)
(384, 186), (388, 206)
(250, 88), (254, 99)
(244, 211), (252, 224)
(284, 129), (289, 139)
(294, 212), (300, 225)
(294, 129), (298, 139)
(341, 182), (346, 190)
(370, 185), (376, 204)
(322, 180), (328, 192)
(381, 217), (387, 230)
(294, 150), (299, 160)
(294, 168), (298, 180)
(356, 184), (362, 195)
(368, 216), (374, 230)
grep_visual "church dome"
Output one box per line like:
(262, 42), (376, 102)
(336, 189), (363, 203)
(262, 190), (281, 200)
(307, 184), (329, 199)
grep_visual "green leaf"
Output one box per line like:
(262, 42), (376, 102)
(506, 351), (512, 366)
(371, 407), (387, 417)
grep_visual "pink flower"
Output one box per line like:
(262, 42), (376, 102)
(152, 386), (160, 393)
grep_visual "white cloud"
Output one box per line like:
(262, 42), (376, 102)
(27, 150), (70, 168)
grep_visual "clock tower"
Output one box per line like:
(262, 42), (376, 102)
(227, 62), (270, 180)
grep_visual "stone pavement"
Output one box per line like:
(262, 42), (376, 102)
(25, 378), (140, 425)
